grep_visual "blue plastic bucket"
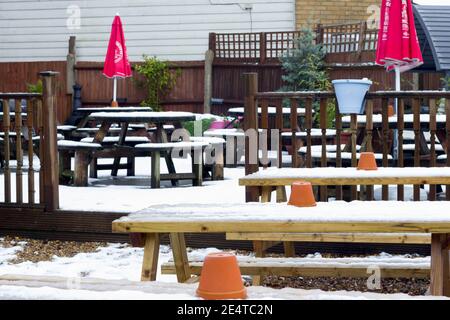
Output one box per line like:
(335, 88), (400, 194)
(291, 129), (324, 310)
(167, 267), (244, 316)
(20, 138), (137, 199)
(332, 79), (372, 114)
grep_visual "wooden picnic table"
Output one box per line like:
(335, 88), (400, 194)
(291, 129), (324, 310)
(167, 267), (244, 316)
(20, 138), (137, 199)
(86, 111), (196, 182)
(239, 167), (450, 187)
(112, 201), (450, 296)
(341, 114), (448, 155)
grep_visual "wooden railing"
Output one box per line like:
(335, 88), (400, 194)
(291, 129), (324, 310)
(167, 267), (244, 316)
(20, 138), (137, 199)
(209, 23), (378, 63)
(0, 72), (59, 211)
(243, 73), (450, 202)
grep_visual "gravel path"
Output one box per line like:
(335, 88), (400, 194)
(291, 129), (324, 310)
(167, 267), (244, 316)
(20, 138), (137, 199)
(1, 237), (430, 296)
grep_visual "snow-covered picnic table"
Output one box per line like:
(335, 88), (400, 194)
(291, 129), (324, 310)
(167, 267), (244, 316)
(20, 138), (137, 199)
(239, 167), (450, 187)
(112, 201), (450, 296)
(69, 111), (197, 186)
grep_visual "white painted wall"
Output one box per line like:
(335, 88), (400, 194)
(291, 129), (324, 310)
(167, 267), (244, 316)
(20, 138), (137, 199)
(0, 0), (295, 62)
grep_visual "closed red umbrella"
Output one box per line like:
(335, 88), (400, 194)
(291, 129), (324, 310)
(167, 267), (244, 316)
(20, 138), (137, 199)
(103, 14), (132, 107)
(375, 0), (424, 159)
(376, 0), (423, 83)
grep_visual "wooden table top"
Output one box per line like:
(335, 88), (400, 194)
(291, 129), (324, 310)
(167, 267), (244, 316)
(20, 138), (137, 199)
(77, 107), (152, 113)
(112, 201), (450, 234)
(88, 111), (196, 123)
(341, 114), (447, 129)
(228, 107), (311, 116)
(239, 167), (450, 186)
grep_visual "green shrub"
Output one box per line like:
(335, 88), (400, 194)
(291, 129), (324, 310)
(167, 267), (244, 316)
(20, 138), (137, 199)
(182, 118), (214, 137)
(279, 27), (335, 128)
(134, 55), (181, 111)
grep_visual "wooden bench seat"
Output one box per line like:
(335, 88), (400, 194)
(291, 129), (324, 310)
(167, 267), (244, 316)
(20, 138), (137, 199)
(112, 201), (450, 296)
(161, 255), (430, 279)
(57, 140), (103, 186)
(135, 141), (208, 188)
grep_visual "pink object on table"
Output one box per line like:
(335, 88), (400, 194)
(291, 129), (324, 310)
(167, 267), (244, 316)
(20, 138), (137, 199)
(209, 120), (231, 130)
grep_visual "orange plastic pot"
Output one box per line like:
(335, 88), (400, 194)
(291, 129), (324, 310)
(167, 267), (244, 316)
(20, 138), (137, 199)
(357, 152), (378, 170)
(287, 181), (317, 207)
(388, 105), (395, 117)
(196, 252), (247, 300)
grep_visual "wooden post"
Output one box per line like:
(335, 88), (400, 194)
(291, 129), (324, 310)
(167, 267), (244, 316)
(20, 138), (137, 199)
(40, 71), (60, 211)
(66, 36), (76, 95)
(259, 32), (267, 64)
(244, 73), (259, 202)
(204, 50), (214, 114)
(430, 233), (450, 296)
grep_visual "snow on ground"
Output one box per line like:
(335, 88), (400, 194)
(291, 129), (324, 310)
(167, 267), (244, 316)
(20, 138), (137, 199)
(0, 242), (444, 300)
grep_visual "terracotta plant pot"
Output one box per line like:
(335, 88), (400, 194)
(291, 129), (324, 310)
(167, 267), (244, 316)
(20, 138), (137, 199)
(388, 105), (395, 117)
(288, 181), (317, 207)
(196, 252), (247, 300)
(111, 100), (119, 107)
(357, 152), (378, 170)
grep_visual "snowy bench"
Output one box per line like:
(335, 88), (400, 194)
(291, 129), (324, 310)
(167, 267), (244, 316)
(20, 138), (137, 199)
(135, 141), (209, 188)
(161, 255), (430, 280)
(57, 140), (103, 186)
(112, 201), (450, 296)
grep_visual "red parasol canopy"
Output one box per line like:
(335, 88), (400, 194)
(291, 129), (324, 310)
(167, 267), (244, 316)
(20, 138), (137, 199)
(103, 15), (132, 79)
(376, 0), (423, 73)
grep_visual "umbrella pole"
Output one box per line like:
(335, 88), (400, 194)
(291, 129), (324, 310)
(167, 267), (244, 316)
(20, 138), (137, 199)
(112, 77), (118, 107)
(393, 65), (401, 160)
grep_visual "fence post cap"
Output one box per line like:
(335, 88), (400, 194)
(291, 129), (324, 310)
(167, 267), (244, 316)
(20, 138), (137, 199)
(39, 71), (59, 77)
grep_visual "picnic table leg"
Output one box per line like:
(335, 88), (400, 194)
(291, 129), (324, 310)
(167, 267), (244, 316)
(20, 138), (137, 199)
(430, 233), (450, 296)
(261, 187), (271, 203)
(151, 151), (161, 188)
(252, 241), (264, 286)
(170, 233), (191, 283)
(89, 157), (98, 179)
(276, 186), (287, 202)
(155, 124), (178, 186)
(74, 151), (89, 186)
(111, 122), (129, 177)
(192, 148), (203, 186)
(141, 233), (160, 281)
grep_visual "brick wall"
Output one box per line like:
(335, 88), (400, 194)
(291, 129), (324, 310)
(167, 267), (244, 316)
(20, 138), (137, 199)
(296, 0), (379, 28)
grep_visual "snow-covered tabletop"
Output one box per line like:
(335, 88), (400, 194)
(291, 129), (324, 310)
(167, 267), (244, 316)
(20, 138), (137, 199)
(228, 107), (311, 116)
(341, 114), (447, 125)
(88, 111), (195, 123)
(113, 201), (450, 234)
(239, 167), (450, 186)
(78, 107), (152, 113)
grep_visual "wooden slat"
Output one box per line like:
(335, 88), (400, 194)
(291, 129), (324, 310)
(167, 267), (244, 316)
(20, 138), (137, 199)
(365, 100), (374, 200)
(305, 98), (313, 168)
(319, 98), (328, 201)
(429, 98), (437, 201)
(290, 98), (298, 168)
(261, 100), (269, 169)
(276, 101), (283, 169)
(350, 114), (357, 200)
(413, 98), (421, 201)
(334, 99), (342, 200)
(430, 233), (450, 296)
(381, 99), (389, 200)
(226, 232), (431, 244)
(161, 260), (430, 279)
(15, 99), (23, 204)
(2, 99), (11, 203)
(239, 176), (450, 186)
(27, 100), (35, 204)
(113, 220), (450, 234)
(397, 99), (405, 201)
